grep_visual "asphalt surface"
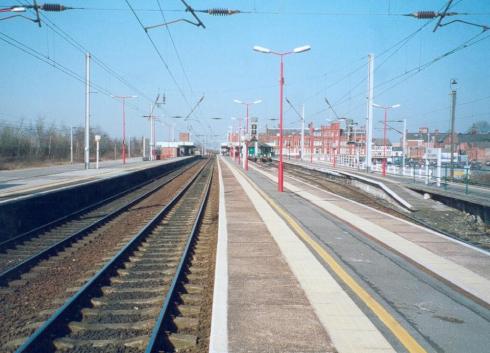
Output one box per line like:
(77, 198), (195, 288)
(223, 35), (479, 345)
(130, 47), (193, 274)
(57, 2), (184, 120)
(246, 167), (490, 353)
(0, 157), (143, 183)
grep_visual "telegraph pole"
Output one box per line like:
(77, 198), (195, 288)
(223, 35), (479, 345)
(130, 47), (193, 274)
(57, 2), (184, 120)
(301, 104), (305, 161)
(366, 53), (374, 172)
(450, 79), (457, 179)
(402, 118), (407, 175)
(70, 126), (73, 164)
(84, 52), (90, 169)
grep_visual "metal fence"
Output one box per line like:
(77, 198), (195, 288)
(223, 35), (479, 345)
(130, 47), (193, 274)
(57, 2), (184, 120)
(298, 153), (490, 195)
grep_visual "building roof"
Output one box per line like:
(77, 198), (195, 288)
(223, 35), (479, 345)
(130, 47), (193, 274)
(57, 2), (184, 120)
(458, 132), (490, 143)
(372, 138), (392, 146)
(157, 141), (195, 148)
(264, 128), (310, 136)
(406, 132), (429, 142)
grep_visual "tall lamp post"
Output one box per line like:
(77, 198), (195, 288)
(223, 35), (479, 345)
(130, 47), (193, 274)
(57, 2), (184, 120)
(379, 119), (407, 174)
(233, 99), (261, 171)
(254, 44), (311, 192)
(230, 117), (237, 160)
(373, 103), (400, 176)
(449, 79), (457, 180)
(112, 95), (137, 164)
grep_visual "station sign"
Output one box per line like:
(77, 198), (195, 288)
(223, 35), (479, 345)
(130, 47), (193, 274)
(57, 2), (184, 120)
(425, 147), (441, 160)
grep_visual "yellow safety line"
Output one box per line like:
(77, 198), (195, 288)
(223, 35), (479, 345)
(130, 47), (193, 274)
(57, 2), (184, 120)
(233, 163), (428, 353)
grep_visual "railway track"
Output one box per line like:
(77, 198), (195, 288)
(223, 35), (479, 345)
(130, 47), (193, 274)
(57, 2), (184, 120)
(256, 160), (400, 213)
(0, 160), (198, 286)
(257, 160), (490, 250)
(14, 159), (215, 353)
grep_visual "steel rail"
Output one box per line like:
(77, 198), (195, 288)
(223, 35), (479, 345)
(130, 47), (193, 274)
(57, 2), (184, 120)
(14, 159), (211, 353)
(0, 160), (198, 286)
(0, 158), (194, 252)
(271, 160), (490, 252)
(145, 161), (213, 353)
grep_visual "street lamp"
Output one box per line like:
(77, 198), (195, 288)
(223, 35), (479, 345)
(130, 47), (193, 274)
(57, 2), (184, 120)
(372, 103), (400, 176)
(233, 99), (261, 171)
(230, 117), (239, 161)
(377, 119), (407, 175)
(94, 135), (101, 169)
(112, 95), (137, 165)
(254, 44), (311, 192)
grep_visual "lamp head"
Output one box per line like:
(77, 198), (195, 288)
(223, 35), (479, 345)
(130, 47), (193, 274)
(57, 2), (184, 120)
(253, 45), (271, 54)
(293, 45), (311, 53)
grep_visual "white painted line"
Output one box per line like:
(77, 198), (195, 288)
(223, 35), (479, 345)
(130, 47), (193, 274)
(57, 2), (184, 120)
(284, 159), (413, 210)
(250, 163), (490, 305)
(222, 158), (395, 353)
(209, 157), (228, 353)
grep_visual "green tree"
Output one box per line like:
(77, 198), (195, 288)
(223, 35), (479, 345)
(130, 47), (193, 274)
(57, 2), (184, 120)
(467, 120), (490, 133)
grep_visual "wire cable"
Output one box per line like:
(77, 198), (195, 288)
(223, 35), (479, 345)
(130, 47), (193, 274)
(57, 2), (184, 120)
(124, 0), (191, 109)
(0, 31), (112, 97)
(14, 1), (154, 105)
(156, 0), (194, 95)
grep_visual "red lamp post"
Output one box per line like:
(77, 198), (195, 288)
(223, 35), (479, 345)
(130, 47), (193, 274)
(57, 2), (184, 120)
(309, 123), (314, 163)
(254, 45), (311, 192)
(373, 103), (400, 176)
(112, 95), (137, 165)
(234, 99), (261, 171)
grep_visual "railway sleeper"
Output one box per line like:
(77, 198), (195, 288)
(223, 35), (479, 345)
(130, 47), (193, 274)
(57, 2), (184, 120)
(81, 306), (159, 318)
(100, 284), (167, 295)
(116, 267), (176, 277)
(54, 334), (149, 350)
(91, 295), (161, 307)
(110, 275), (170, 285)
(68, 319), (154, 332)
(124, 262), (179, 273)
(166, 333), (197, 351)
(175, 304), (201, 317)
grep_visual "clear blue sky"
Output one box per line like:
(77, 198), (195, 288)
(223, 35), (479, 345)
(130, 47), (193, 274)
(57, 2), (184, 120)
(1, 0), (489, 147)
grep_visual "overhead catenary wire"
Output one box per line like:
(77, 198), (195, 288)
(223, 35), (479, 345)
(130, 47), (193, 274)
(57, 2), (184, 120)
(303, 14), (437, 107)
(0, 31), (112, 98)
(156, 0), (194, 95)
(322, 28), (489, 120)
(47, 6), (490, 17)
(124, 0), (192, 110)
(15, 2), (156, 105)
(375, 31), (489, 97)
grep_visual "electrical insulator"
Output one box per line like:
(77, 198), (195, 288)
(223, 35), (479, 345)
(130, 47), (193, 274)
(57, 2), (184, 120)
(411, 11), (437, 19)
(40, 4), (68, 11)
(207, 8), (240, 16)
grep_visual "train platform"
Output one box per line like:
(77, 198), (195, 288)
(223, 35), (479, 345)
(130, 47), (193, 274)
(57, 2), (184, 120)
(285, 158), (490, 209)
(211, 156), (490, 353)
(0, 157), (190, 203)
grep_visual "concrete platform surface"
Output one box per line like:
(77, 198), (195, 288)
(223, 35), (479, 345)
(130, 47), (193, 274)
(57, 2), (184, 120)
(0, 157), (189, 203)
(250, 162), (490, 307)
(285, 158), (490, 208)
(211, 159), (335, 353)
(210, 157), (397, 353)
(210, 156), (490, 353)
